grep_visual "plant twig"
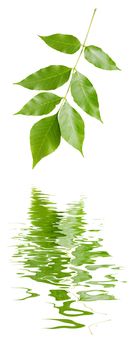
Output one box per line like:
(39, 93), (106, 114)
(61, 8), (97, 106)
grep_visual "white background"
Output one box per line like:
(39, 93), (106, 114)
(0, 0), (131, 348)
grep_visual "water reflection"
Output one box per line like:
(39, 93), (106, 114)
(13, 188), (121, 329)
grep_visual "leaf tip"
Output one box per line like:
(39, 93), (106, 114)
(32, 156), (39, 169)
(97, 111), (103, 124)
(38, 35), (44, 41)
(32, 161), (36, 169)
(81, 150), (84, 157)
(100, 117), (104, 124)
(13, 82), (19, 86)
(14, 81), (22, 87)
(116, 66), (121, 71)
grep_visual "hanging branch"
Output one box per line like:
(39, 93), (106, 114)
(14, 8), (120, 168)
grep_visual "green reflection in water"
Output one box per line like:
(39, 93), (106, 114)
(13, 188), (120, 329)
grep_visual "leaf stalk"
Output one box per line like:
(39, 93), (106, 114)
(60, 8), (97, 107)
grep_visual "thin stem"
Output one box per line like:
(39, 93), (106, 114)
(61, 8), (97, 104)
(83, 8), (97, 47)
(74, 8), (97, 70)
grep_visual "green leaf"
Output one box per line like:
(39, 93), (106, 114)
(71, 71), (101, 121)
(30, 114), (61, 168)
(15, 92), (62, 116)
(84, 45), (119, 70)
(58, 101), (84, 154)
(39, 34), (81, 54)
(15, 65), (71, 90)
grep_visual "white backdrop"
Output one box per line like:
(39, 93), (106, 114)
(0, 0), (131, 348)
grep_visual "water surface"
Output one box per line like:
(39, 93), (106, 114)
(12, 188), (124, 329)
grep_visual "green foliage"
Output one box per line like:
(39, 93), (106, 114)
(71, 71), (101, 121)
(15, 92), (62, 116)
(84, 45), (119, 70)
(16, 65), (71, 90)
(14, 9), (120, 167)
(58, 101), (84, 154)
(39, 33), (81, 54)
(30, 114), (61, 168)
